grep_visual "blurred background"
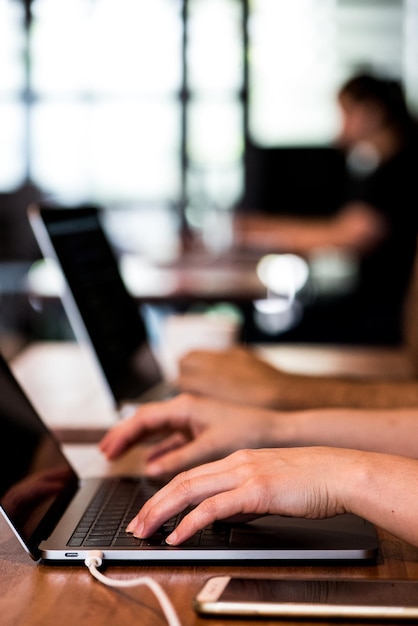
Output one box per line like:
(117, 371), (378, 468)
(1, 0), (418, 356)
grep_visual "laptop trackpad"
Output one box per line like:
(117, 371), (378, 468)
(229, 514), (376, 549)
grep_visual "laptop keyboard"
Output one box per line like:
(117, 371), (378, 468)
(68, 477), (230, 549)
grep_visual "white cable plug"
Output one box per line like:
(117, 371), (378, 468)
(85, 550), (103, 568)
(84, 551), (181, 626)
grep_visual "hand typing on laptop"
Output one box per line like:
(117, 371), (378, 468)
(126, 446), (418, 549)
(99, 393), (418, 547)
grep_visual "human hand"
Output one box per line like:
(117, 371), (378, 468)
(126, 446), (356, 545)
(178, 346), (283, 408)
(99, 393), (277, 477)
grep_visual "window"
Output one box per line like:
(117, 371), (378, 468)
(0, 1), (26, 189)
(186, 0), (244, 213)
(0, 0), (417, 215)
(30, 0), (183, 204)
(248, 0), (418, 146)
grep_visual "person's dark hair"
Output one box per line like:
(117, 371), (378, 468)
(339, 72), (417, 137)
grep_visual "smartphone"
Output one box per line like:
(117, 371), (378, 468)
(194, 576), (418, 620)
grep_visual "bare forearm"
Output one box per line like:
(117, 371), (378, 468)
(270, 407), (418, 457)
(267, 372), (418, 410)
(235, 215), (338, 255)
(340, 451), (418, 547)
(234, 204), (387, 256)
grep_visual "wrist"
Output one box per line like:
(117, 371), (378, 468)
(266, 410), (302, 447)
(328, 449), (391, 520)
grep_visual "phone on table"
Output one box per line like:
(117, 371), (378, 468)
(194, 576), (418, 620)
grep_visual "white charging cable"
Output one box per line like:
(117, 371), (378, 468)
(84, 551), (181, 626)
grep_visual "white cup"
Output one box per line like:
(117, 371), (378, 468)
(158, 312), (241, 381)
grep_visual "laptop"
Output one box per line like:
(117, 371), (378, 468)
(0, 351), (379, 564)
(28, 203), (175, 413)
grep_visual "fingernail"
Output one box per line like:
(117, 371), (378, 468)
(127, 519), (144, 537)
(126, 519), (135, 533)
(165, 530), (178, 545)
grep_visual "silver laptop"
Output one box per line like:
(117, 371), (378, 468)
(28, 203), (174, 413)
(0, 351), (379, 564)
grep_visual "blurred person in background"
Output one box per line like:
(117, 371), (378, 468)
(167, 72), (418, 411)
(235, 71), (418, 345)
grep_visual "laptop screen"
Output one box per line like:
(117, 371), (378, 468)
(32, 205), (162, 403)
(0, 355), (77, 554)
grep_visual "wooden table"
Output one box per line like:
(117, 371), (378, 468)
(1, 491), (418, 626)
(2, 340), (418, 625)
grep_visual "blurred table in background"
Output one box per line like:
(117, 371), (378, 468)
(26, 248), (267, 305)
(121, 250), (267, 303)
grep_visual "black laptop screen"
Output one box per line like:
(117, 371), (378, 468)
(0, 355), (77, 552)
(37, 206), (162, 400)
